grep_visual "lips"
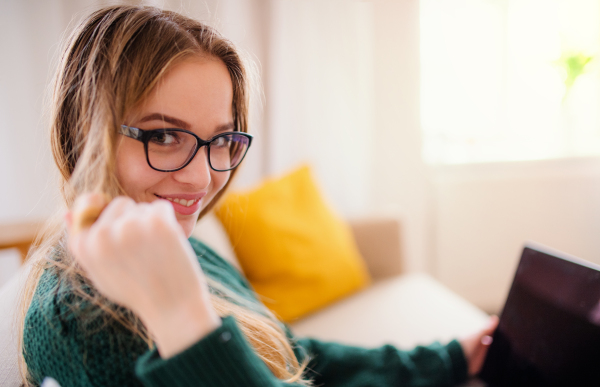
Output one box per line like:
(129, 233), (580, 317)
(155, 193), (205, 215)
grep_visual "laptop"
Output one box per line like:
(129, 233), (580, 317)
(475, 243), (600, 386)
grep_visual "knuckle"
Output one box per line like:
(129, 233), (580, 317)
(153, 199), (174, 216)
(147, 211), (170, 234)
(89, 226), (112, 257)
(114, 216), (140, 242)
(94, 222), (112, 240)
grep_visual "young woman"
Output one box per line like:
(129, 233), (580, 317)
(19, 5), (497, 387)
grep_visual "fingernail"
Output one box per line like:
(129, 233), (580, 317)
(481, 335), (493, 345)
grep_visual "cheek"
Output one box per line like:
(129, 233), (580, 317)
(115, 141), (161, 201)
(208, 170), (231, 200)
(216, 170), (231, 190)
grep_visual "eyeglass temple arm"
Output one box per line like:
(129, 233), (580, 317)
(119, 125), (143, 141)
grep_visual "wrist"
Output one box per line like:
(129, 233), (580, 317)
(142, 295), (222, 359)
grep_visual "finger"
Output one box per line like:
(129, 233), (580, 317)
(94, 196), (136, 228)
(149, 199), (181, 230)
(468, 337), (491, 376)
(71, 193), (110, 234)
(481, 335), (493, 346)
(483, 315), (499, 336)
(151, 198), (176, 217)
(476, 316), (498, 349)
(469, 318), (499, 375)
(68, 214), (95, 270)
(64, 211), (73, 230)
(69, 194), (126, 268)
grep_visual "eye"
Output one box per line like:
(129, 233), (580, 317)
(212, 136), (231, 148)
(150, 131), (179, 145)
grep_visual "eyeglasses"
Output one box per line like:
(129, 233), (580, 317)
(119, 125), (253, 172)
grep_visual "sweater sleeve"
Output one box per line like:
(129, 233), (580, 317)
(24, 278), (149, 387)
(135, 316), (302, 387)
(295, 337), (468, 387)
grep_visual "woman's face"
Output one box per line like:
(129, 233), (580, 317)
(116, 57), (233, 237)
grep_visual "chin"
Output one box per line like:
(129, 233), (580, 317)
(177, 217), (197, 238)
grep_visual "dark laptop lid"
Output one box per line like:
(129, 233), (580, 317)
(479, 243), (600, 387)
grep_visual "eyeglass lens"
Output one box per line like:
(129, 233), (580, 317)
(147, 130), (250, 171)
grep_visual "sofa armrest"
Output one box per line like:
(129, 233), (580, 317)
(0, 220), (44, 262)
(348, 216), (403, 281)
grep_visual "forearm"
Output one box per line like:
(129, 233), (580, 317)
(136, 316), (302, 387)
(296, 337), (468, 387)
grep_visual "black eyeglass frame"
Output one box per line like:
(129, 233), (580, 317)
(119, 125), (253, 172)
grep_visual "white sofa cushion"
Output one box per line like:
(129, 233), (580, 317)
(291, 273), (490, 349)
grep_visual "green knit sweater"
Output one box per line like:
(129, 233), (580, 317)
(24, 238), (468, 387)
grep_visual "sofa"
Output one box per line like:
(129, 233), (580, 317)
(0, 214), (489, 386)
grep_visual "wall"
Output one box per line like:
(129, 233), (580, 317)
(433, 158), (600, 312)
(370, 0), (432, 272)
(0, 1), (65, 222)
(367, 1), (600, 309)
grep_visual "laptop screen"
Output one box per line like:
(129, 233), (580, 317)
(479, 245), (600, 386)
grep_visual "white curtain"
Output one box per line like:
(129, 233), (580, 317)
(266, 0), (375, 217)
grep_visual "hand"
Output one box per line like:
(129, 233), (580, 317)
(459, 315), (499, 376)
(68, 193), (221, 358)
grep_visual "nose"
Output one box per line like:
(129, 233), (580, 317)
(171, 146), (211, 189)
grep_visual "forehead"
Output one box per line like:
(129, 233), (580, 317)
(130, 57), (234, 129)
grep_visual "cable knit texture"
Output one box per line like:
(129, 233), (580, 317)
(23, 238), (468, 386)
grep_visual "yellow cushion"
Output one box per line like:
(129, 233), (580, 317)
(214, 165), (370, 322)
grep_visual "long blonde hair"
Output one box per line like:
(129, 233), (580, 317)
(18, 5), (310, 385)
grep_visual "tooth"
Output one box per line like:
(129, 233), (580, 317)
(167, 198), (173, 202)
(174, 198), (180, 204)
(187, 199), (194, 206)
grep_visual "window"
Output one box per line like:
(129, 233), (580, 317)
(420, 0), (600, 164)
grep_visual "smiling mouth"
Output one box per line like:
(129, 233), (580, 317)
(155, 195), (201, 207)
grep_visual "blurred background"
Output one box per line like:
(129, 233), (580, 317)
(1, 0), (600, 313)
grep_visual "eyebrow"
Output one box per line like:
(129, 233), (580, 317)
(139, 113), (191, 130)
(138, 113), (236, 133)
(215, 122), (236, 133)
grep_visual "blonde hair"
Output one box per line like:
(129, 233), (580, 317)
(17, 5), (310, 385)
